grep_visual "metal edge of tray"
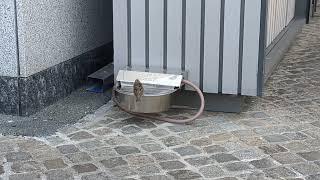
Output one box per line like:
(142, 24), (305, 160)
(114, 86), (178, 113)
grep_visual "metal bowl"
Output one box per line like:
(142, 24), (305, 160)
(114, 84), (178, 113)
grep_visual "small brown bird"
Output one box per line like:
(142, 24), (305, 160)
(133, 79), (144, 102)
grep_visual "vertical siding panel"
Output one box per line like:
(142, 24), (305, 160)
(131, 0), (146, 68)
(185, 0), (202, 87)
(203, 0), (221, 93)
(149, 0), (164, 69)
(113, 0), (128, 75)
(166, 0), (182, 70)
(241, 0), (261, 96)
(222, 0), (241, 94)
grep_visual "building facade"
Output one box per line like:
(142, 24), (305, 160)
(0, 0), (311, 115)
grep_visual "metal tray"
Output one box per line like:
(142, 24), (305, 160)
(114, 84), (178, 113)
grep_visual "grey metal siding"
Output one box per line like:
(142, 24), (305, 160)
(113, 0), (270, 96)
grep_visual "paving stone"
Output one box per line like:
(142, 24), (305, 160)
(311, 121), (320, 128)
(65, 152), (92, 163)
(130, 135), (154, 144)
(0, 142), (15, 153)
(121, 126), (142, 134)
(77, 140), (103, 150)
(11, 161), (42, 173)
(46, 169), (74, 180)
(173, 146), (201, 156)
(271, 152), (305, 164)
(151, 152), (179, 161)
(17, 140), (48, 151)
(58, 126), (80, 135)
(250, 158), (277, 169)
(167, 170), (202, 180)
(88, 147), (118, 158)
(250, 112), (270, 119)
(110, 166), (137, 177)
(254, 126), (293, 136)
(239, 136), (268, 146)
(240, 120), (267, 127)
(283, 142), (311, 152)
(231, 129), (258, 137)
(30, 149), (62, 161)
(0, 165), (3, 175)
(263, 134), (290, 142)
(203, 145), (227, 154)
(114, 146), (141, 155)
(136, 164), (161, 174)
(72, 163), (98, 174)
(161, 136), (185, 147)
(159, 161), (186, 170)
(298, 151), (320, 161)
(105, 136), (129, 145)
(56, 145), (79, 154)
(223, 141), (247, 151)
(100, 157), (127, 168)
(141, 175), (173, 180)
(211, 153), (239, 163)
(304, 139), (320, 149)
(44, 158), (67, 170)
(209, 133), (232, 141)
(81, 172), (115, 180)
(291, 163), (320, 176)
(131, 120), (157, 129)
(6, 152), (32, 162)
(199, 165), (225, 178)
(68, 131), (94, 141)
(190, 137), (212, 147)
(150, 129), (170, 137)
(107, 121), (129, 129)
(167, 125), (193, 132)
(141, 143), (163, 152)
(283, 132), (309, 140)
(92, 127), (113, 136)
(239, 172), (266, 180)
(306, 174), (320, 180)
(215, 177), (238, 180)
(259, 144), (288, 154)
(264, 166), (298, 179)
(224, 162), (252, 172)
(9, 173), (41, 180)
(232, 149), (265, 160)
(126, 155), (154, 166)
(184, 156), (214, 167)
(46, 136), (65, 146)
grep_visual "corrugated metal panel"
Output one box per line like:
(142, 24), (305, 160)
(149, 0), (164, 69)
(222, 0), (241, 94)
(241, 0), (262, 96)
(203, 0), (221, 93)
(113, 0), (267, 96)
(166, 0), (182, 70)
(185, 0), (202, 88)
(113, 0), (128, 76)
(266, 0), (296, 47)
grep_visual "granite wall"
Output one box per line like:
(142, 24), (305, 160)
(0, 0), (114, 115)
(0, 0), (18, 77)
(16, 0), (113, 77)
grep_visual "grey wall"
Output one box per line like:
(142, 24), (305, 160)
(0, 0), (18, 77)
(16, 0), (113, 77)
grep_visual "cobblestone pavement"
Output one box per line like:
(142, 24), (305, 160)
(1, 12), (320, 180)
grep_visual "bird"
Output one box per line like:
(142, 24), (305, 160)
(133, 79), (144, 102)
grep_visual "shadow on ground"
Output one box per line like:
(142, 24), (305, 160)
(0, 87), (111, 137)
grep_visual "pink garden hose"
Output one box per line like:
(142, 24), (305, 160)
(113, 79), (205, 124)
